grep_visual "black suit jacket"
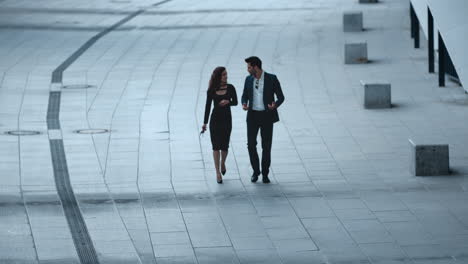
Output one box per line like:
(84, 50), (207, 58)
(241, 72), (285, 123)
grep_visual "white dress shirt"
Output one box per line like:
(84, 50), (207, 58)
(252, 71), (265, 111)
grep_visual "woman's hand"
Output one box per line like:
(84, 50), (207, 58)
(219, 99), (230, 107)
(201, 124), (207, 132)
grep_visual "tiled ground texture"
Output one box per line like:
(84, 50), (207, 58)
(1, 0), (468, 263)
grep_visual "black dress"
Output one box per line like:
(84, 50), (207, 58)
(204, 84), (238, 150)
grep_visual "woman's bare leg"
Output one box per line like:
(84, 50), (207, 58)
(213, 150), (221, 181)
(221, 150), (228, 174)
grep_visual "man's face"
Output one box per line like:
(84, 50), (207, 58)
(247, 63), (256, 76)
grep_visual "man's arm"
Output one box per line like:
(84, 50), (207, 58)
(241, 76), (249, 110)
(273, 75), (284, 107)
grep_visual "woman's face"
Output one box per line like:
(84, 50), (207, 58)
(221, 70), (227, 83)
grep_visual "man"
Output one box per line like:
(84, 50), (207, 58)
(241, 56), (285, 183)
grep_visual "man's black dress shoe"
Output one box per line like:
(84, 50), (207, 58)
(262, 176), (271, 183)
(251, 173), (260, 182)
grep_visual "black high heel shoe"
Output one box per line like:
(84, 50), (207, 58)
(217, 174), (223, 184)
(221, 165), (226, 175)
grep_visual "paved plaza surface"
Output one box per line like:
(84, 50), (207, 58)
(2, 0), (468, 263)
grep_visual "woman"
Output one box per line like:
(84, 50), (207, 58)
(202, 67), (238, 183)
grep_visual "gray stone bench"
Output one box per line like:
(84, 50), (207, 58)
(343, 11), (363, 32)
(345, 42), (367, 64)
(409, 139), (450, 176)
(359, 0), (378, 3)
(360, 81), (391, 109)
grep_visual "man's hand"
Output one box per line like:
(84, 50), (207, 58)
(242, 104), (248, 111)
(267, 102), (276, 110)
(219, 99), (229, 107)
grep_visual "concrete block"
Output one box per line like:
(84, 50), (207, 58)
(361, 81), (391, 109)
(409, 139), (450, 176)
(359, 0), (378, 3)
(345, 42), (368, 64)
(343, 11), (363, 32)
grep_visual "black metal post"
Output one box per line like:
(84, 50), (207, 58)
(410, 3), (415, 38)
(438, 32), (445, 87)
(410, 3), (420, 48)
(414, 14), (420, 48)
(428, 7), (434, 73)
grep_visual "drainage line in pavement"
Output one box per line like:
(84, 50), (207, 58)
(49, 139), (99, 264)
(48, 1), (172, 263)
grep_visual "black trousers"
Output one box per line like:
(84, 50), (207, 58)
(247, 111), (273, 176)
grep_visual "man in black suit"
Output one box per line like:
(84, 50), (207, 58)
(241, 56), (285, 183)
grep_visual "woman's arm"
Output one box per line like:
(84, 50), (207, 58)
(203, 92), (212, 124)
(229, 84), (238, 106)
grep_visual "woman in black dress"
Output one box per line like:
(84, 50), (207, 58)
(202, 67), (238, 183)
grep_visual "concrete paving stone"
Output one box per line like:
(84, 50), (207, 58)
(0, 204), (25, 217)
(301, 217), (344, 230)
(30, 227), (73, 240)
(253, 204), (297, 218)
(307, 228), (356, 249)
(439, 243), (468, 262)
(223, 219), (267, 238)
(147, 217), (187, 233)
(327, 198), (368, 210)
(215, 200), (258, 215)
(361, 193), (408, 212)
(98, 253), (142, 264)
(277, 182), (322, 197)
(360, 242), (410, 263)
(38, 259), (80, 264)
(412, 260), (458, 264)
(93, 240), (137, 255)
(0, 260), (38, 264)
(313, 180), (358, 198)
(236, 249), (282, 264)
(186, 222), (231, 248)
(194, 247), (240, 264)
(272, 237), (318, 253)
(260, 215), (302, 229)
(384, 221), (437, 246)
(320, 242), (370, 263)
(288, 197), (335, 218)
(374, 210), (419, 223)
(119, 214), (148, 228)
(230, 236), (274, 251)
(0, 245), (37, 259)
(402, 244), (453, 262)
(155, 256), (198, 264)
(278, 250), (327, 264)
(88, 228), (132, 242)
(348, 229), (395, 244)
(78, 203), (116, 215)
(27, 216), (68, 228)
(151, 231), (191, 246)
(85, 217), (124, 230)
(266, 226), (310, 241)
(154, 244), (195, 258)
(334, 208), (377, 221)
(0, 224), (32, 237)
